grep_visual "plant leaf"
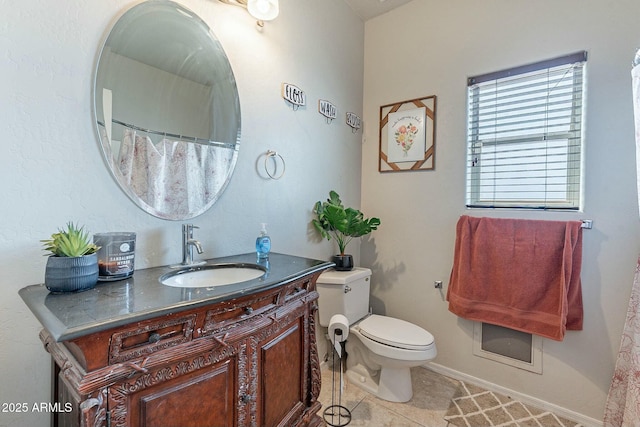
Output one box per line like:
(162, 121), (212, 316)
(41, 222), (99, 257)
(311, 191), (381, 255)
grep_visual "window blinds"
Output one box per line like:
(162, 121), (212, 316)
(466, 51), (587, 210)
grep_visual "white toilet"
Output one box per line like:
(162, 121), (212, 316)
(317, 267), (437, 403)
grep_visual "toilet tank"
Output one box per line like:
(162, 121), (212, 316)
(316, 267), (372, 327)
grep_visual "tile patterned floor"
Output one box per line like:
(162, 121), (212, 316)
(318, 366), (459, 427)
(317, 365), (583, 427)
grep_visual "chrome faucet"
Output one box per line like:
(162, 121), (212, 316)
(181, 224), (204, 266)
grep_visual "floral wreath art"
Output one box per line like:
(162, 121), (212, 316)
(379, 95), (436, 172)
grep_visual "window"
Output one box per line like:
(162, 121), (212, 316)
(466, 51), (587, 210)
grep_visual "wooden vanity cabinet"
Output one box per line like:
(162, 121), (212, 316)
(42, 272), (324, 427)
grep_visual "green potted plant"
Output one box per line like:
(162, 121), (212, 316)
(312, 190), (381, 271)
(41, 222), (100, 293)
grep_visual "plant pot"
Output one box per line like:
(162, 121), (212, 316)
(332, 254), (354, 271)
(44, 253), (99, 293)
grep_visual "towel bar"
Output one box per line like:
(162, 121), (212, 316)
(581, 219), (593, 229)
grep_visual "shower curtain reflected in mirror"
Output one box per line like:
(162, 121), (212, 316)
(115, 129), (233, 220)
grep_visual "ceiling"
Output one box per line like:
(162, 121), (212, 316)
(343, 0), (414, 21)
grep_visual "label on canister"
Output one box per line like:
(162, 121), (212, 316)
(94, 232), (136, 281)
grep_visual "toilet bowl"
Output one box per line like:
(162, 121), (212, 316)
(317, 268), (437, 402)
(345, 314), (436, 402)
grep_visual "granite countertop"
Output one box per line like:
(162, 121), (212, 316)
(19, 252), (333, 342)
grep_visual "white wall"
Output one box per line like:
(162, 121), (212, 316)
(361, 0), (640, 422)
(0, 1), (363, 426)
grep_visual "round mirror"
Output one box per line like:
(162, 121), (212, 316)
(94, 0), (241, 220)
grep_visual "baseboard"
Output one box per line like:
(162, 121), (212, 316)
(424, 362), (603, 427)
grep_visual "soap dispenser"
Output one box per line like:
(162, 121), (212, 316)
(256, 223), (271, 260)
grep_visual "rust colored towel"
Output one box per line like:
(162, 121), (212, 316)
(447, 215), (583, 341)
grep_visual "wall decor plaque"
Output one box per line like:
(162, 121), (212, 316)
(346, 112), (361, 131)
(318, 99), (337, 122)
(281, 83), (306, 108)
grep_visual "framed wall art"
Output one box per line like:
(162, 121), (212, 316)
(379, 95), (436, 172)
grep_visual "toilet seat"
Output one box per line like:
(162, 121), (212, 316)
(357, 314), (434, 351)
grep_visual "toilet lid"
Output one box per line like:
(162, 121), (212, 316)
(358, 315), (434, 351)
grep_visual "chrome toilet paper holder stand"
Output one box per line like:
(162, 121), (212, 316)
(323, 328), (352, 426)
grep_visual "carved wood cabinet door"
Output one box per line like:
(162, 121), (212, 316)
(108, 356), (239, 427)
(258, 315), (305, 427)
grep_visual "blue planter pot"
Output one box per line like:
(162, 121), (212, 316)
(44, 253), (99, 293)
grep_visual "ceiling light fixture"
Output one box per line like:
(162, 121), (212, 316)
(218, 0), (279, 27)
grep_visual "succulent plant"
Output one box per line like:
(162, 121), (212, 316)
(41, 222), (99, 257)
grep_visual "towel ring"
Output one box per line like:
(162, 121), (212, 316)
(264, 150), (285, 180)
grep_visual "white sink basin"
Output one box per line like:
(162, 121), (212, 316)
(160, 263), (266, 288)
